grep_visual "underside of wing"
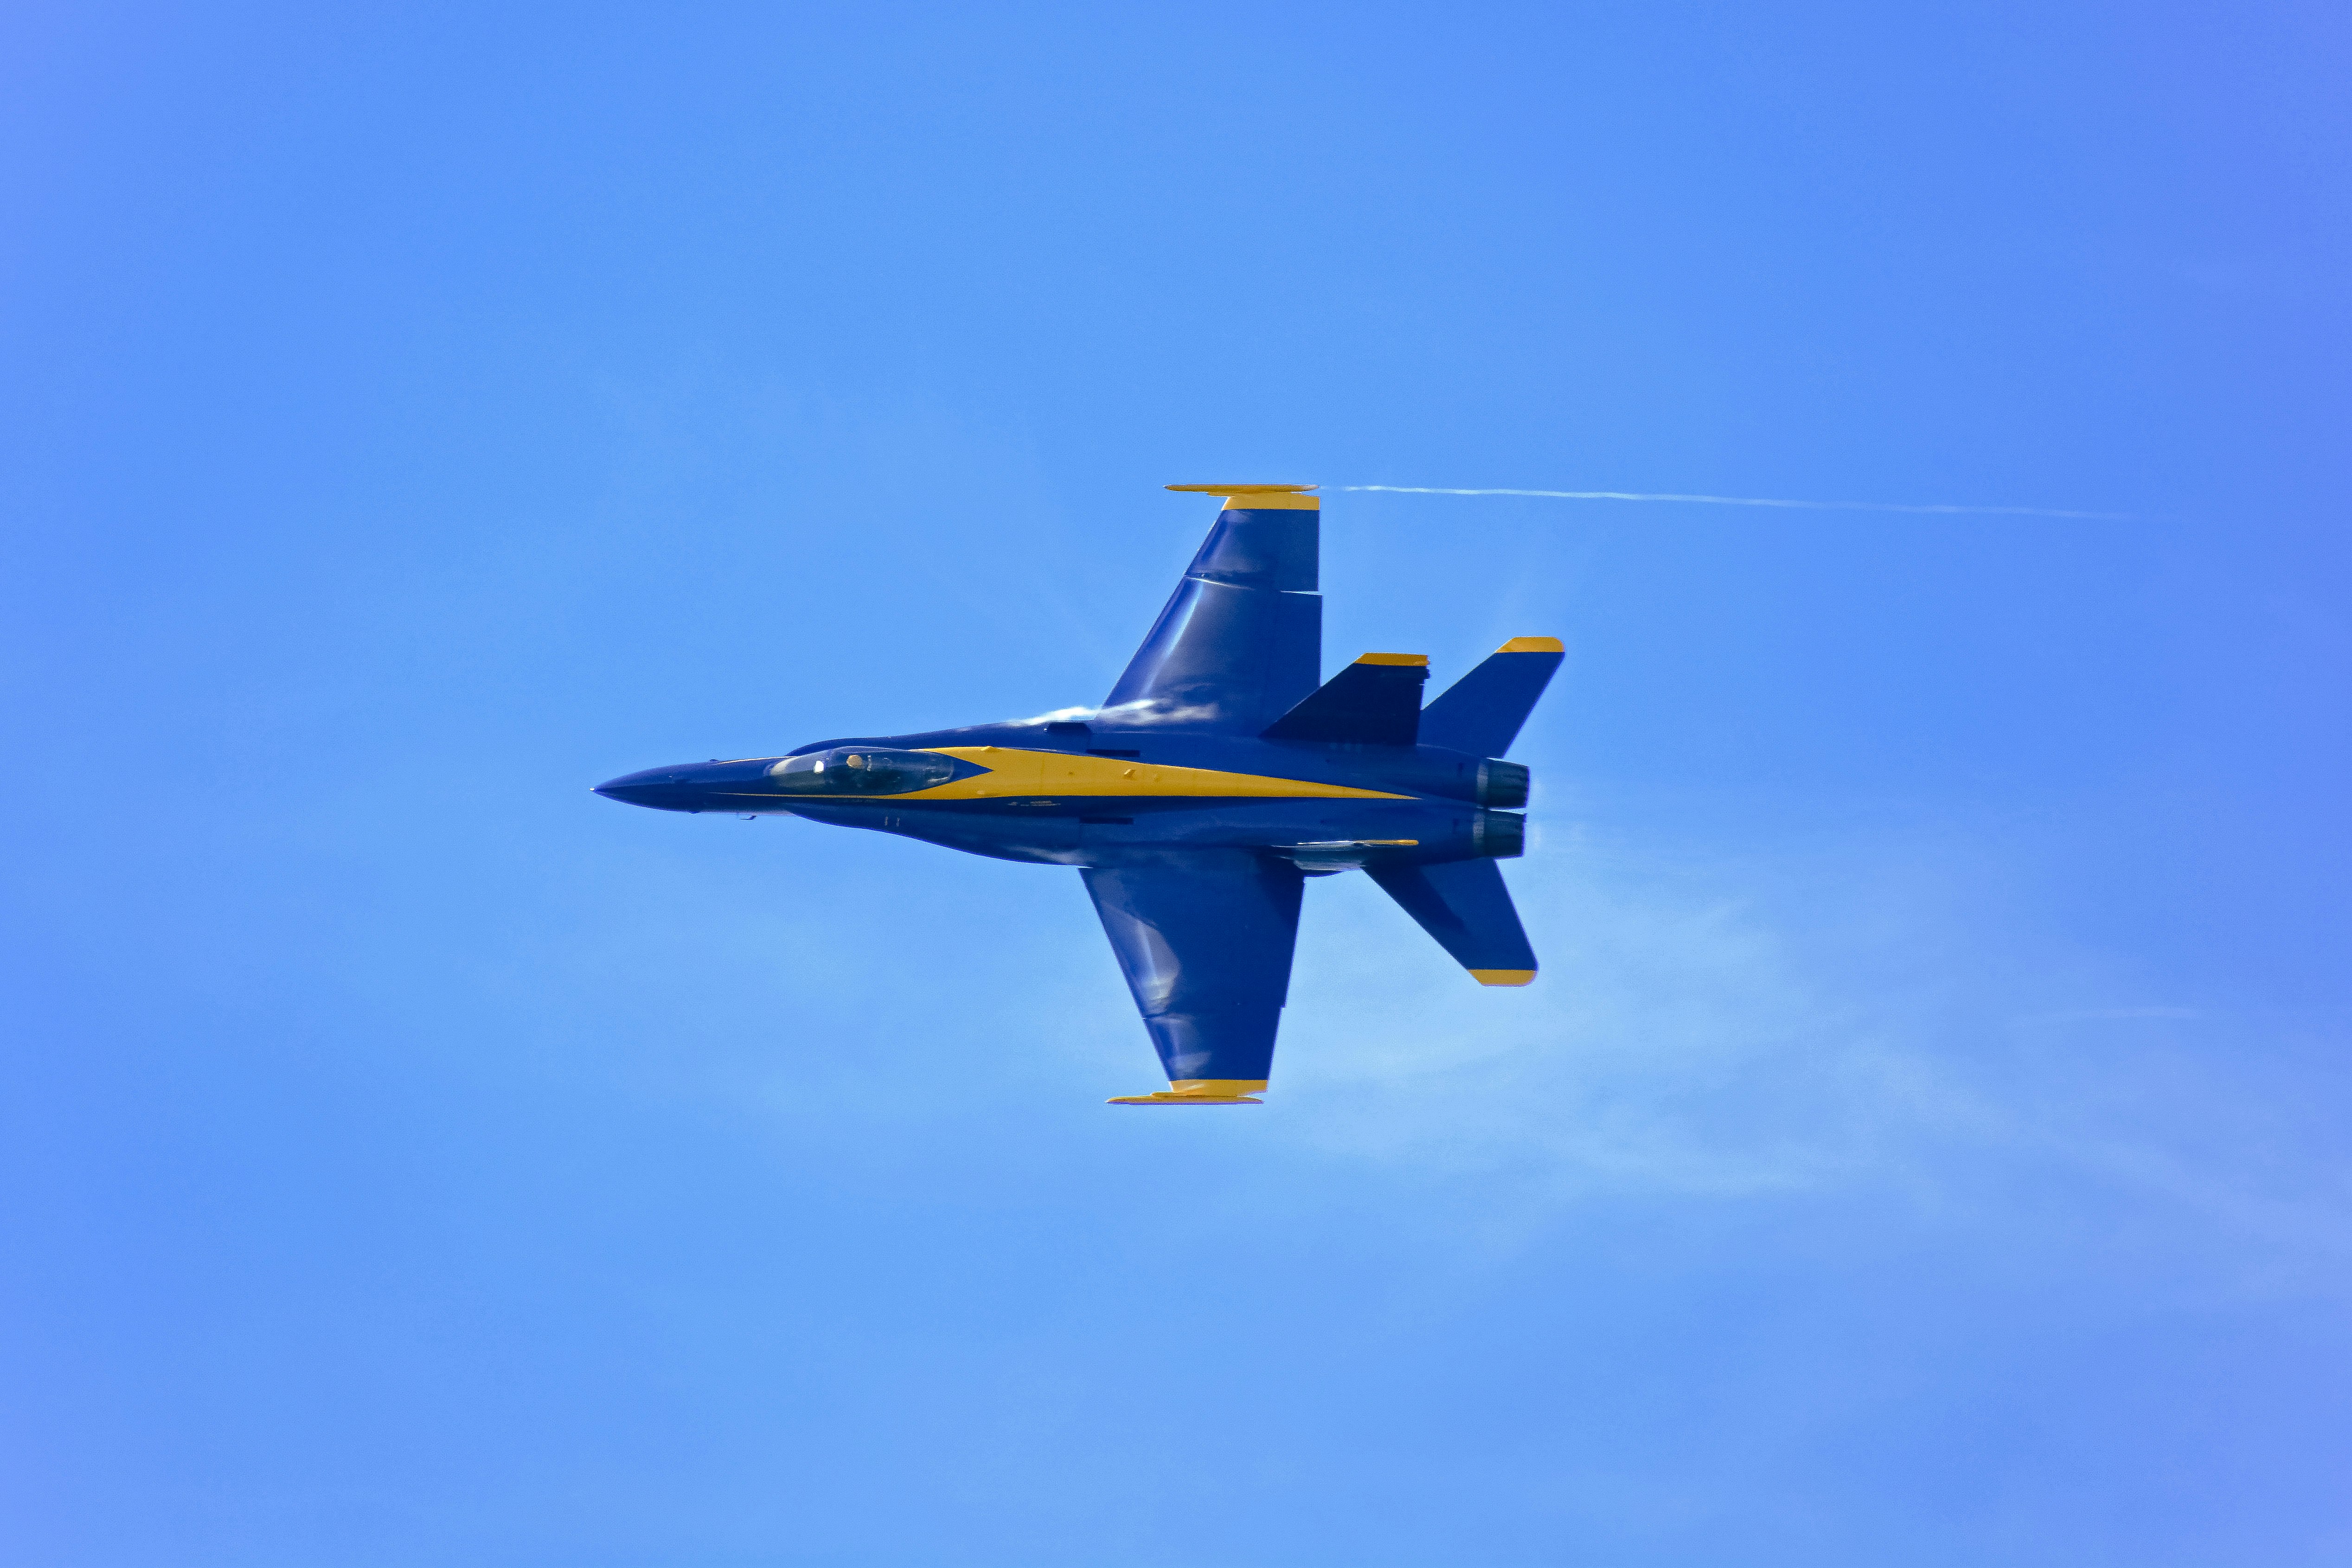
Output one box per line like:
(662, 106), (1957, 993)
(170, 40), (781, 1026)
(1081, 850), (1306, 1103)
(1102, 487), (1322, 733)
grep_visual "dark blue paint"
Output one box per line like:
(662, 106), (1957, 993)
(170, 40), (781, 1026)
(1102, 505), (1321, 731)
(1262, 658), (1430, 744)
(1367, 859), (1539, 975)
(1083, 854), (1304, 1084)
(1417, 645), (1566, 756)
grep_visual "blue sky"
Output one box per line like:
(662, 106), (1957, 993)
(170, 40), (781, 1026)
(4, 4), (2348, 1564)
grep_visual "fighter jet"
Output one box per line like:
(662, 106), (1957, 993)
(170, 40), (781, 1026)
(594, 484), (1560, 1104)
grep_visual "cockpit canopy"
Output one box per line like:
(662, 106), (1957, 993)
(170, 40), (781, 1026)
(765, 747), (958, 796)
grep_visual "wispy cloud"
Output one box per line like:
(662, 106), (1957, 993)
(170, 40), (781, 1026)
(1277, 828), (2352, 1287)
(1341, 485), (2131, 520)
(1286, 857), (1906, 1197)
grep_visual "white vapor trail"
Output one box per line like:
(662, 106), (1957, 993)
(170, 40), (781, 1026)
(1339, 485), (2128, 520)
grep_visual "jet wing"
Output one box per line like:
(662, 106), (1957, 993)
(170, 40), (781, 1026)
(1101, 486), (1323, 732)
(1082, 850), (1306, 1104)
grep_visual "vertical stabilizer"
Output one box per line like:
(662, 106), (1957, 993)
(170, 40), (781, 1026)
(1417, 638), (1563, 756)
(1261, 653), (1429, 744)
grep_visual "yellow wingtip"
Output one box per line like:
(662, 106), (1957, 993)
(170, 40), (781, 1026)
(1107, 1078), (1268, 1104)
(1469, 968), (1538, 986)
(1496, 637), (1564, 653)
(1166, 483), (1320, 511)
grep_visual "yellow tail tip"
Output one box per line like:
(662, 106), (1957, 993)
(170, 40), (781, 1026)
(1496, 637), (1563, 653)
(1469, 968), (1538, 986)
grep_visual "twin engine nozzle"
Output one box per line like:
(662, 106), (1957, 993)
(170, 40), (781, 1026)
(1475, 759), (1530, 809)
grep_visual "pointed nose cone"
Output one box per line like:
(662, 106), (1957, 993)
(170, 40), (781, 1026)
(593, 757), (779, 812)
(593, 768), (696, 811)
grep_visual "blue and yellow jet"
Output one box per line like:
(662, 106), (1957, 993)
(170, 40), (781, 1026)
(594, 485), (1560, 1105)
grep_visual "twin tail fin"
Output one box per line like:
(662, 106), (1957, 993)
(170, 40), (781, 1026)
(1261, 639), (1563, 755)
(1264, 636), (1558, 984)
(1261, 653), (1429, 744)
(1417, 638), (1564, 756)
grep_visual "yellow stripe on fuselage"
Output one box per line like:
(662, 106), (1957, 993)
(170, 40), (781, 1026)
(883, 748), (1411, 802)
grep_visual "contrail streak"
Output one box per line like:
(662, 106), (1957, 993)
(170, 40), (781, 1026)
(1339, 485), (2128, 520)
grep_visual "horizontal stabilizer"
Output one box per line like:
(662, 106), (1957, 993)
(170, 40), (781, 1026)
(1367, 858), (1538, 984)
(1417, 638), (1563, 757)
(1261, 653), (1429, 745)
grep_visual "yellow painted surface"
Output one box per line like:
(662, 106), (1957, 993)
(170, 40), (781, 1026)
(1469, 968), (1538, 986)
(1496, 637), (1564, 653)
(1352, 652), (1429, 666)
(1164, 482), (1320, 511)
(890, 749), (1412, 802)
(1107, 1078), (1269, 1105)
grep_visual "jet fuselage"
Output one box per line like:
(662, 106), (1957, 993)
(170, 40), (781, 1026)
(593, 720), (1528, 873)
